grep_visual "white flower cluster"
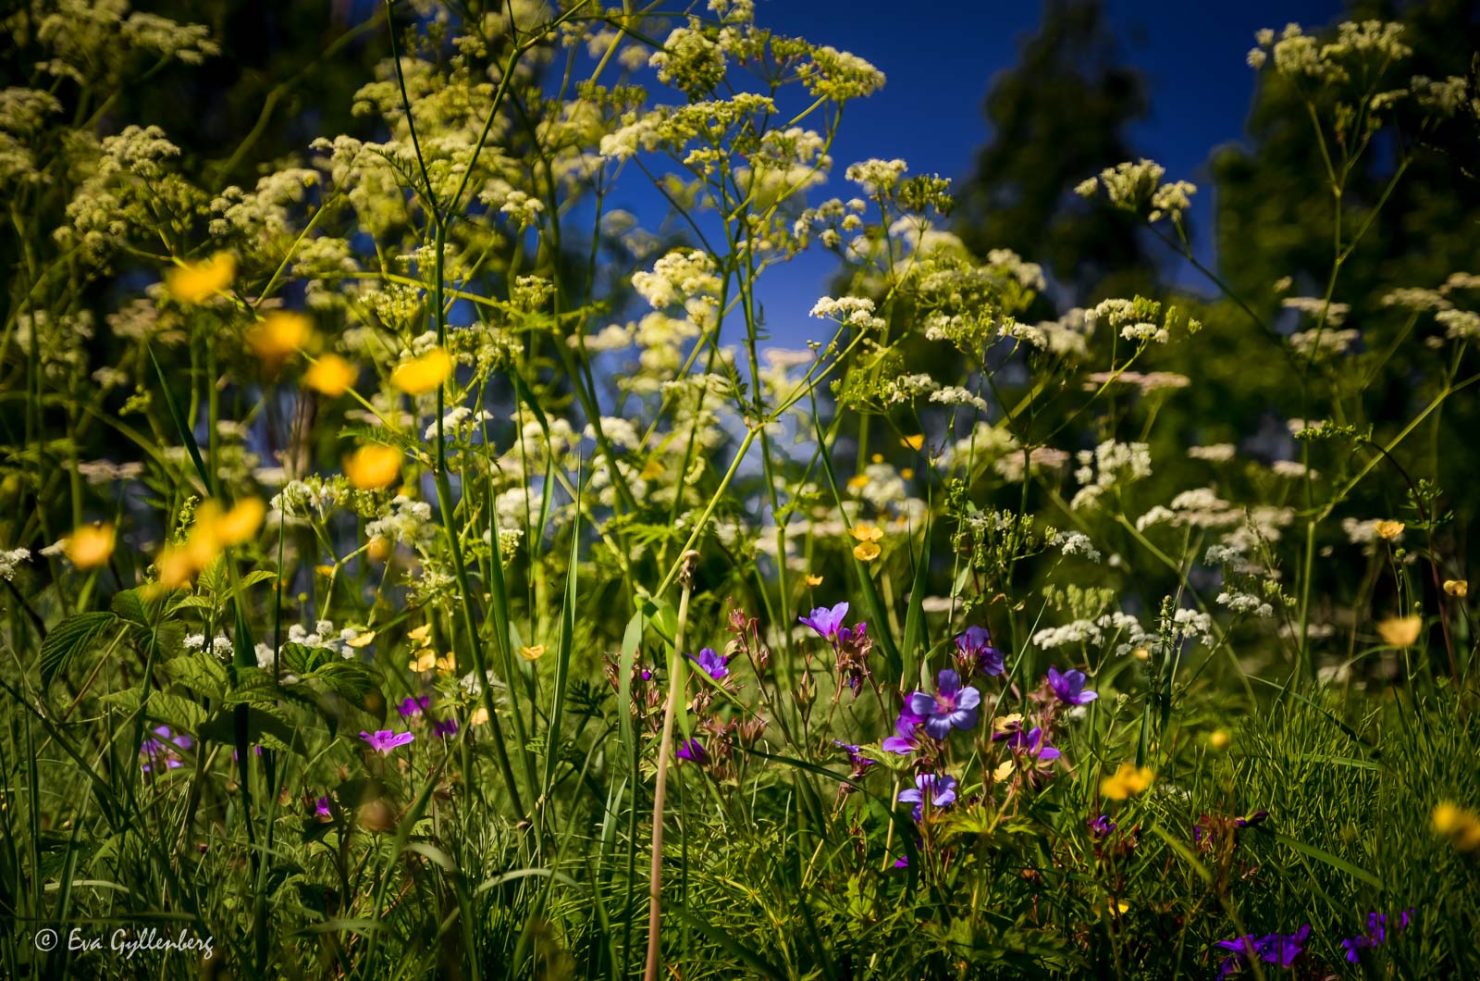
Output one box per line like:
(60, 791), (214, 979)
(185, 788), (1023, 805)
(809, 295), (884, 331)
(1076, 159), (1194, 222)
(1248, 21), (1411, 82)
(271, 476), (347, 520)
(1046, 530), (1103, 563)
(633, 249), (721, 322)
(1217, 590), (1275, 618)
(1188, 444), (1236, 462)
(799, 46), (886, 102)
(0, 548), (31, 582)
(255, 620), (357, 670)
(1070, 439), (1153, 510)
(1282, 296), (1349, 326)
(844, 158), (907, 195)
(366, 495), (435, 547)
(929, 387), (989, 413)
(184, 633), (235, 661)
(649, 27), (727, 97)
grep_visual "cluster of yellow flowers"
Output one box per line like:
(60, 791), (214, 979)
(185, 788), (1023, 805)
(1100, 762), (1155, 800)
(157, 498), (265, 588)
(1432, 801), (1480, 852)
(850, 523), (882, 562)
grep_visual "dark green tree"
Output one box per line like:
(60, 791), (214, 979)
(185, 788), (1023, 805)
(954, 0), (1157, 304)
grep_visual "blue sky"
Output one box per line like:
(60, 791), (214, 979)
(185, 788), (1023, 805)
(606, 0), (1346, 348)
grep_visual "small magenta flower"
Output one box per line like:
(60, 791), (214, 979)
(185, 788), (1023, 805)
(1047, 666), (1098, 705)
(1341, 910), (1413, 963)
(140, 725), (192, 772)
(955, 626), (1005, 677)
(360, 729), (415, 754)
(833, 740), (875, 772)
(396, 695), (430, 718)
(799, 601), (850, 641)
(892, 855), (909, 869)
(1088, 814), (1116, 839)
(1006, 726), (1061, 764)
(314, 796), (332, 820)
(1214, 924), (1310, 978)
(881, 706), (926, 755)
(433, 717), (459, 738)
(687, 647), (729, 681)
(676, 738), (707, 764)
(909, 669), (981, 738)
(897, 772), (958, 821)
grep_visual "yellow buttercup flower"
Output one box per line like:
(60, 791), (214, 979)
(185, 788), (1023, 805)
(805, 574), (824, 586)
(201, 498), (265, 547)
(62, 523), (115, 569)
(303, 354), (358, 397)
(850, 524), (883, 543)
(166, 252), (235, 304)
(639, 456), (666, 481)
(846, 473), (869, 491)
(900, 467), (914, 481)
(407, 624), (432, 644)
(246, 312), (314, 369)
(470, 706), (490, 726)
(853, 541), (881, 562)
(1432, 801), (1480, 851)
(1376, 615), (1422, 648)
(366, 535), (393, 562)
(1443, 579), (1468, 598)
(391, 348), (453, 395)
(345, 444), (402, 490)
(154, 497), (265, 590)
(347, 630), (377, 649)
(1374, 520), (1405, 541)
(901, 434), (925, 451)
(156, 546), (197, 590)
(1100, 762), (1155, 800)
(1208, 729), (1231, 750)
(519, 644), (547, 662)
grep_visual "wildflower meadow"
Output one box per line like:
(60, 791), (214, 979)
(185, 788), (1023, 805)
(2, 1), (1479, 977)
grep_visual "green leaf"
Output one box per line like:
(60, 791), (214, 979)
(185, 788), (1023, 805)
(39, 612), (118, 688)
(162, 655), (228, 700)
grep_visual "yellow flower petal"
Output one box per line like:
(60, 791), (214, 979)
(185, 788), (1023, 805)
(407, 624), (432, 644)
(303, 354), (358, 397)
(347, 630), (376, 648)
(519, 644), (546, 662)
(901, 434), (925, 451)
(62, 524), (115, 569)
(212, 498), (265, 546)
(345, 444), (402, 490)
(850, 523), (883, 543)
(853, 541), (881, 562)
(805, 574), (824, 586)
(1100, 762), (1155, 800)
(1374, 520), (1405, 541)
(1443, 579), (1468, 598)
(1208, 730), (1231, 750)
(165, 252), (235, 304)
(391, 348), (453, 395)
(1376, 615), (1422, 648)
(471, 706), (490, 726)
(846, 474), (869, 491)
(246, 312), (314, 368)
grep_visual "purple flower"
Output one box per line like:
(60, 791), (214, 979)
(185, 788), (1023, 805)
(799, 602), (850, 642)
(897, 772), (958, 821)
(687, 647), (729, 681)
(1088, 814), (1116, 839)
(396, 695), (431, 718)
(314, 796), (332, 819)
(892, 855), (910, 869)
(833, 740), (875, 772)
(1341, 909), (1413, 963)
(359, 729), (415, 755)
(955, 626), (1004, 677)
(1215, 924), (1310, 978)
(881, 706), (926, 755)
(140, 725), (193, 772)
(1006, 726), (1061, 763)
(433, 717), (459, 738)
(908, 669), (981, 739)
(1047, 666), (1098, 706)
(675, 738), (708, 765)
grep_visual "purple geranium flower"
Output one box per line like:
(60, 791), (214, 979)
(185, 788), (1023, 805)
(897, 772), (958, 821)
(955, 626), (1005, 676)
(881, 706), (926, 755)
(433, 717), (459, 738)
(799, 602), (850, 642)
(675, 738), (708, 764)
(1047, 666), (1098, 706)
(1088, 814), (1116, 840)
(1341, 909), (1413, 963)
(314, 796), (332, 820)
(1006, 726), (1061, 764)
(687, 647), (729, 681)
(396, 695), (431, 718)
(140, 725), (193, 772)
(908, 669), (981, 739)
(833, 740), (876, 772)
(1215, 924), (1310, 978)
(360, 729), (415, 755)
(892, 855), (909, 869)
